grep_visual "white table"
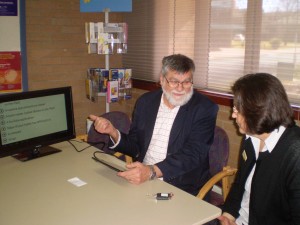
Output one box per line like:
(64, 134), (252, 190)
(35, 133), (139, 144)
(0, 140), (221, 225)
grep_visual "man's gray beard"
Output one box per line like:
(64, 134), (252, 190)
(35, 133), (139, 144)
(162, 87), (193, 107)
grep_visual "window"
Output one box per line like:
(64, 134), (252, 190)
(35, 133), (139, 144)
(123, 0), (300, 105)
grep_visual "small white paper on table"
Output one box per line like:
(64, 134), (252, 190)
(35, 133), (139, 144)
(68, 177), (87, 187)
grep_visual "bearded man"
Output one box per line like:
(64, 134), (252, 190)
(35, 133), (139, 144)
(90, 54), (218, 196)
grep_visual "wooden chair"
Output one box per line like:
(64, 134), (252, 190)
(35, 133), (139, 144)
(197, 126), (237, 206)
(197, 166), (237, 202)
(77, 111), (132, 163)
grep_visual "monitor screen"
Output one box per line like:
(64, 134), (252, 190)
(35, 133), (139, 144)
(0, 86), (76, 161)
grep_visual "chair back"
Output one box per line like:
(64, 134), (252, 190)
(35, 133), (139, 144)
(87, 111), (131, 154)
(209, 126), (230, 178)
(208, 126), (230, 205)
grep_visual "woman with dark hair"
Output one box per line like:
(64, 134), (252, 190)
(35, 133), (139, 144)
(219, 73), (300, 225)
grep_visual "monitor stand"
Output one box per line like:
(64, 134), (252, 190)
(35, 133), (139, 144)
(12, 146), (62, 162)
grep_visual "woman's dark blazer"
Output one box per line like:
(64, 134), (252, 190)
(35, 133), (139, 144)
(223, 126), (300, 225)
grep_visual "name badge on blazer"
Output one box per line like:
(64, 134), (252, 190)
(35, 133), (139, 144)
(242, 150), (247, 161)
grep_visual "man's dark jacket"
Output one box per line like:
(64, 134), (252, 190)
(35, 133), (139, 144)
(111, 89), (218, 195)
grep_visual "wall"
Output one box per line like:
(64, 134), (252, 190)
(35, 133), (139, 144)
(26, 0), (129, 135)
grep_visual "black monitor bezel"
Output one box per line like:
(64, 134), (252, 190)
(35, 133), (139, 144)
(0, 86), (76, 158)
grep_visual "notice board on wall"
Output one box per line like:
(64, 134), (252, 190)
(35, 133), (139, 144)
(0, 0), (27, 93)
(80, 0), (132, 12)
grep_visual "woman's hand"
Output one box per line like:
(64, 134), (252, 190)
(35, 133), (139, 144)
(218, 213), (237, 225)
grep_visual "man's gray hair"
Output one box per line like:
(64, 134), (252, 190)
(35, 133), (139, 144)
(161, 54), (195, 77)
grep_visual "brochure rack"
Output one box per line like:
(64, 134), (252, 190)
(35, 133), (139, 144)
(85, 9), (130, 113)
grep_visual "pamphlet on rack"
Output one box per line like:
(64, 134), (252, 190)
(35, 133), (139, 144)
(113, 68), (131, 98)
(99, 69), (109, 95)
(110, 68), (119, 81)
(88, 22), (98, 43)
(106, 80), (119, 103)
(86, 68), (99, 102)
(117, 68), (125, 97)
(85, 78), (92, 100)
(86, 68), (132, 101)
(88, 43), (97, 54)
(85, 22), (128, 55)
(124, 68), (132, 99)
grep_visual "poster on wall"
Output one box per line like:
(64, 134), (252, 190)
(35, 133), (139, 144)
(0, 0), (18, 16)
(80, 0), (132, 12)
(0, 51), (22, 93)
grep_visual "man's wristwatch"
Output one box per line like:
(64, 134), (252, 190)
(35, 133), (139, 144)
(148, 165), (157, 180)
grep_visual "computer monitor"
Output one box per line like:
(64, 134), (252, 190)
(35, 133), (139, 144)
(0, 86), (76, 161)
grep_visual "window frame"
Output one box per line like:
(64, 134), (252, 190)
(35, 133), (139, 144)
(132, 78), (300, 121)
(125, 0), (300, 116)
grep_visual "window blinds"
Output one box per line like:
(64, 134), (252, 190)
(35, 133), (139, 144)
(123, 0), (300, 105)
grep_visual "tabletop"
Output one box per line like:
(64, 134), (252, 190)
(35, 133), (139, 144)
(0, 140), (221, 225)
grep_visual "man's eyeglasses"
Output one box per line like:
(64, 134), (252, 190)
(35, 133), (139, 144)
(164, 77), (193, 88)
